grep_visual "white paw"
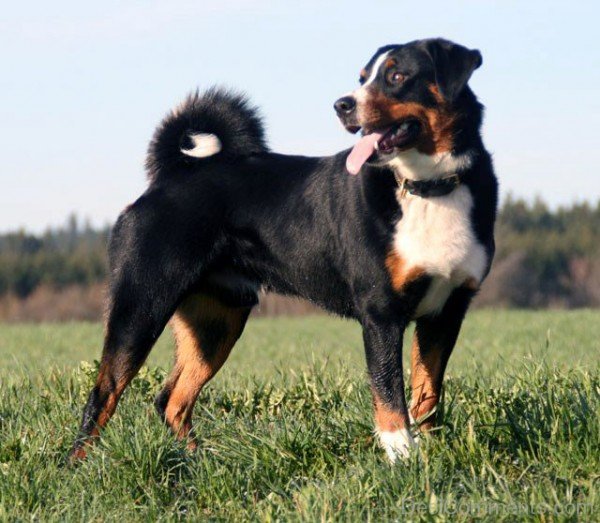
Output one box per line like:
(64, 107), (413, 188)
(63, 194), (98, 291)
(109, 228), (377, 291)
(181, 133), (222, 158)
(379, 428), (419, 463)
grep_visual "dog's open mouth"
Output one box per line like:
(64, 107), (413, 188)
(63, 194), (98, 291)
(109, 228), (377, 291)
(346, 119), (421, 175)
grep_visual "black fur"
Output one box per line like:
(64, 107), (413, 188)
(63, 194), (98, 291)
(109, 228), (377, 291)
(70, 38), (498, 461)
(419, 38), (482, 102)
(146, 88), (268, 182)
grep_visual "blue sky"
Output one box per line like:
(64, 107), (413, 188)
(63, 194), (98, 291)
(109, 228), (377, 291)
(1, 0), (599, 232)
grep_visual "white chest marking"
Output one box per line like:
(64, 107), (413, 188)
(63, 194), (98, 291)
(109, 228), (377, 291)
(387, 150), (473, 181)
(392, 186), (487, 317)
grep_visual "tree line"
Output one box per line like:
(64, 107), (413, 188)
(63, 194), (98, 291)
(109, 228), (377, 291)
(482, 197), (600, 307)
(1, 198), (599, 312)
(0, 215), (108, 298)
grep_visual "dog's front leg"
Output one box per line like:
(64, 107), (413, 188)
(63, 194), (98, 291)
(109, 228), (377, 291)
(410, 286), (474, 431)
(362, 312), (417, 463)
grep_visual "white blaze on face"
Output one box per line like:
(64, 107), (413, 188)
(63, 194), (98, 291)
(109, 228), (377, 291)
(344, 52), (394, 175)
(354, 50), (392, 102)
(345, 50), (411, 175)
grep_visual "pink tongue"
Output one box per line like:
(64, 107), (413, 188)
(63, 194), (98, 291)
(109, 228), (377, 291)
(346, 132), (383, 175)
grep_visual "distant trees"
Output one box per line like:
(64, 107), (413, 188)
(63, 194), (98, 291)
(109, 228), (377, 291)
(0, 199), (598, 320)
(0, 214), (108, 298)
(478, 196), (600, 308)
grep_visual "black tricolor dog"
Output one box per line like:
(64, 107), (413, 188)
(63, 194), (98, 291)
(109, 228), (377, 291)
(70, 38), (497, 463)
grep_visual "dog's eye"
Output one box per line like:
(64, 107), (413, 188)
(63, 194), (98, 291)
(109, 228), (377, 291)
(386, 70), (405, 86)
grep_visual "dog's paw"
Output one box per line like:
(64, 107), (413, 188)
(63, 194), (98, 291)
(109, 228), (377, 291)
(378, 428), (419, 463)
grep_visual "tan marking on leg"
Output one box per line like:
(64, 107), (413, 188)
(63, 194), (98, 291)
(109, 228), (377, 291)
(70, 445), (88, 460)
(410, 333), (443, 431)
(93, 356), (136, 429)
(410, 286), (473, 432)
(72, 355), (139, 459)
(372, 392), (417, 462)
(372, 391), (409, 432)
(163, 295), (249, 447)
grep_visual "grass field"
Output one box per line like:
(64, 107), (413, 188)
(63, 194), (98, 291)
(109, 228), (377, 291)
(1, 310), (599, 520)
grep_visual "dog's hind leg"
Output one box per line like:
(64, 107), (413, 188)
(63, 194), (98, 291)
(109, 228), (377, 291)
(154, 294), (251, 449)
(69, 278), (185, 461)
(68, 201), (216, 462)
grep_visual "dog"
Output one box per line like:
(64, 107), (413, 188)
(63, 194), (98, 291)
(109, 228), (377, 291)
(70, 37), (497, 463)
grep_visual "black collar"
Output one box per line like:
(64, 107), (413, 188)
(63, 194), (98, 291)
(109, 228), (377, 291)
(394, 172), (464, 198)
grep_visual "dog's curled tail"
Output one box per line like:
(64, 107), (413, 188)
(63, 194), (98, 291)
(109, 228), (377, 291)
(146, 87), (268, 181)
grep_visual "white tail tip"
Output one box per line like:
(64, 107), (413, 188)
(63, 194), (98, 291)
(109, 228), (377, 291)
(181, 133), (222, 158)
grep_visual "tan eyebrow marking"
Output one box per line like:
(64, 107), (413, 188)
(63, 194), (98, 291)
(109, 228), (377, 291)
(359, 68), (368, 80)
(385, 58), (397, 69)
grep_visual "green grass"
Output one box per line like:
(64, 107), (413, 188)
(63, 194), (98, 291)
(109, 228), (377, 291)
(0, 310), (599, 521)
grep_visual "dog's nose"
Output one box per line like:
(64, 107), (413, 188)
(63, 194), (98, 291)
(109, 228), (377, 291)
(334, 96), (356, 115)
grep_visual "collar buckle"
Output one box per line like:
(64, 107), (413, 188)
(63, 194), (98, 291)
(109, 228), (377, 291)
(394, 172), (408, 199)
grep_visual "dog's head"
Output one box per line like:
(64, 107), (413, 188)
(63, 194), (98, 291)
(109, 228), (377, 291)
(335, 38), (482, 175)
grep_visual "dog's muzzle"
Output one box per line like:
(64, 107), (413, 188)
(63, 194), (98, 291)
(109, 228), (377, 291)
(334, 95), (360, 134)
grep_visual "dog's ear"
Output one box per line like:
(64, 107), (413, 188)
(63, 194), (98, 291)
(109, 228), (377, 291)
(422, 39), (482, 102)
